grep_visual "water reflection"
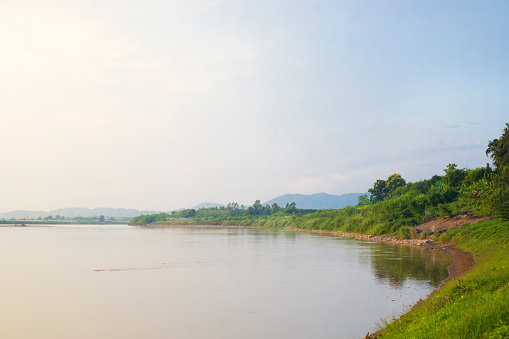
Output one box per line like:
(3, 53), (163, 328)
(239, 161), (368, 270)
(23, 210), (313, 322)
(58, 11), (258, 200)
(363, 242), (451, 288)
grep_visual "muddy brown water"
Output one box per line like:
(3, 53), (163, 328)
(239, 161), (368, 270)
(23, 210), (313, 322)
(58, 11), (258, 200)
(0, 225), (452, 338)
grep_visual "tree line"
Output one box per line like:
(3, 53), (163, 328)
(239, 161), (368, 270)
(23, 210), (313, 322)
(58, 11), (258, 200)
(129, 201), (317, 225)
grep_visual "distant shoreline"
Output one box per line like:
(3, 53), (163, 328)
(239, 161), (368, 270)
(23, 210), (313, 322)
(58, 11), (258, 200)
(0, 222), (128, 226)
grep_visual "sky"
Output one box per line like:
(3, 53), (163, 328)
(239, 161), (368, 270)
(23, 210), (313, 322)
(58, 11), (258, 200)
(1, 0), (508, 212)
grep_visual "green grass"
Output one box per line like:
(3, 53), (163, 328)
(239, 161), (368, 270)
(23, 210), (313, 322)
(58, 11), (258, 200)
(376, 218), (509, 339)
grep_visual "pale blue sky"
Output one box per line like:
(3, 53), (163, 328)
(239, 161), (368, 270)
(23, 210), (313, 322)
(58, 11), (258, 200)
(1, 0), (508, 211)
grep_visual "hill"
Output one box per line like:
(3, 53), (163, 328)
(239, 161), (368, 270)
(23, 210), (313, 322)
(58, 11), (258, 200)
(191, 202), (225, 209)
(263, 192), (366, 210)
(0, 207), (162, 220)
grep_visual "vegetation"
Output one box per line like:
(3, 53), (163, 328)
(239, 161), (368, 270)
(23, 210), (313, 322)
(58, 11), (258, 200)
(131, 164), (495, 233)
(129, 201), (318, 226)
(128, 212), (171, 225)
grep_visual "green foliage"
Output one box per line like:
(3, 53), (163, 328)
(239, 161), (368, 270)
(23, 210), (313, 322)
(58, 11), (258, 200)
(398, 225), (410, 239)
(487, 123), (509, 171)
(128, 201), (317, 226)
(387, 173), (406, 196)
(444, 163), (469, 189)
(428, 180), (459, 206)
(409, 175), (443, 194)
(357, 194), (372, 206)
(368, 179), (388, 203)
(369, 174), (406, 202)
(129, 212), (171, 225)
(462, 164), (493, 186)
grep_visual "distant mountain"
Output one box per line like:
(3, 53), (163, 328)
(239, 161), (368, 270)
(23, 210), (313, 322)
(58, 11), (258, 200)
(191, 202), (225, 210)
(0, 210), (50, 219)
(0, 207), (162, 220)
(263, 193), (366, 210)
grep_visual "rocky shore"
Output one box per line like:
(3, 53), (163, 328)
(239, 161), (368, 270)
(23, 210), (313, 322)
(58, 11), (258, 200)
(285, 227), (433, 246)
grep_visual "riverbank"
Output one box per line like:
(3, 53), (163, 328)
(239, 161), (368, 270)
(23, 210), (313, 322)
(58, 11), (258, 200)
(368, 217), (509, 338)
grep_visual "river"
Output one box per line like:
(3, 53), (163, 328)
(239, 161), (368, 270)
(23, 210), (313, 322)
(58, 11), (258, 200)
(0, 225), (450, 338)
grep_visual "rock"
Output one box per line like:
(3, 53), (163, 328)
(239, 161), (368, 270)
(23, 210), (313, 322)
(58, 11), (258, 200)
(363, 333), (370, 339)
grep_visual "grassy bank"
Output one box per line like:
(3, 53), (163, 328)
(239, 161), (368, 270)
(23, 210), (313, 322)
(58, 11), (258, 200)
(374, 217), (509, 339)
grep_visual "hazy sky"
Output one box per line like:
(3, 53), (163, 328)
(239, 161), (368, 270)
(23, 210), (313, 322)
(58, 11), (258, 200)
(1, 0), (508, 212)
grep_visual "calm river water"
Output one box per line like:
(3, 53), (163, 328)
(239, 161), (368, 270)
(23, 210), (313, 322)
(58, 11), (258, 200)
(0, 225), (451, 339)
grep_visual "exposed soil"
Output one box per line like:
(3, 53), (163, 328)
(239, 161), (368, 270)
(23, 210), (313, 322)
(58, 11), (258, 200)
(416, 211), (491, 234)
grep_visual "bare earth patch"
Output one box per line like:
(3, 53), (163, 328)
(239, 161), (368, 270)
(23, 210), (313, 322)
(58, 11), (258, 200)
(415, 211), (491, 234)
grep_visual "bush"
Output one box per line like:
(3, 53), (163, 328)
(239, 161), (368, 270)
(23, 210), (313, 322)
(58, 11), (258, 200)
(398, 225), (410, 239)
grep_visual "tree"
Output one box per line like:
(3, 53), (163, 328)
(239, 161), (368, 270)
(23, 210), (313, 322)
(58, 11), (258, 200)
(227, 202), (240, 216)
(368, 179), (387, 203)
(253, 200), (262, 215)
(285, 202), (297, 214)
(487, 123), (509, 220)
(462, 164), (492, 186)
(487, 123), (509, 171)
(428, 181), (459, 206)
(443, 163), (468, 189)
(357, 194), (371, 206)
(271, 203), (280, 214)
(386, 173), (406, 196)
(99, 215), (105, 223)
